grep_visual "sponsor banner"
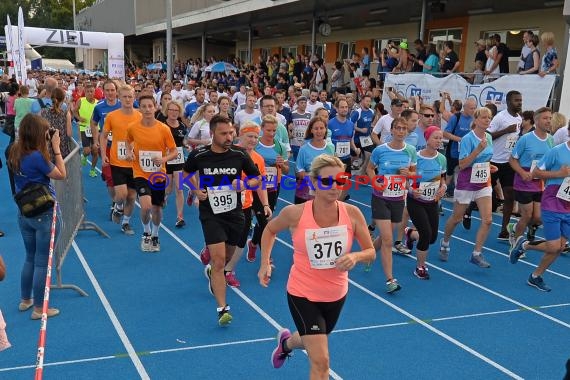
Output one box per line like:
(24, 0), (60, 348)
(383, 73), (556, 112)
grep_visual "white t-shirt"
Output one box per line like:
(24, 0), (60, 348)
(234, 109), (262, 129)
(553, 127), (570, 146)
(170, 89), (189, 104)
(306, 101), (324, 117)
(231, 92), (247, 107)
(372, 114), (395, 144)
(488, 109), (522, 163)
(187, 119), (211, 148)
(25, 78), (38, 97)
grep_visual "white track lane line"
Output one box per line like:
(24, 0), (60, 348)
(274, 235), (523, 379)
(72, 241), (150, 379)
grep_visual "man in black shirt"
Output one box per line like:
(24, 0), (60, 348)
(441, 41), (460, 74)
(474, 39), (487, 68)
(412, 39), (428, 72)
(183, 115), (260, 326)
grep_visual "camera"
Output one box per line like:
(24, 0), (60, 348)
(48, 128), (57, 140)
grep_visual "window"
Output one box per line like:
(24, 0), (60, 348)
(304, 44), (326, 60)
(339, 42), (356, 60)
(428, 28), (462, 63)
(238, 49), (249, 63)
(281, 46), (297, 58)
(260, 48), (271, 62)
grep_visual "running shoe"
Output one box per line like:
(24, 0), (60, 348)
(175, 218), (186, 228)
(497, 230), (510, 241)
(385, 278), (402, 293)
(509, 236), (526, 264)
(218, 305), (232, 326)
(413, 266), (430, 280)
(247, 240), (257, 262)
(204, 264), (214, 295)
(439, 239), (450, 262)
(393, 242), (411, 255)
(150, 236), (160, 252)
(140, 233), (152, 252)
(403, 227), (415, 251)
(462, 214), (472, 230)
(121, 223), (135, 236)
(225, 271), (240, 287)
(271, 328), (292, 369)
(507, 222), (516, 248)
(527, 274), (551, 292)
(527, 224), (538, 242)
(200, 246), (211, 265)
(89, 168), (97, 177)
(112, 209), (123, 224)
(81, 155), (87, 166)
(469, 253), (491, 268)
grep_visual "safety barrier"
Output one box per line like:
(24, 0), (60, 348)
(51, 138), (109, 297)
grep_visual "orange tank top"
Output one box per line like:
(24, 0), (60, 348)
(287, 200), (354, 302)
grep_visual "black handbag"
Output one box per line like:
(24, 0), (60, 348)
(14, 182), (55, 217)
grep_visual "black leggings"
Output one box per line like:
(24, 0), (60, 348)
(237, 207), (253, 249)
(251, 188), (279, 246)
(407, 197), (439, 251)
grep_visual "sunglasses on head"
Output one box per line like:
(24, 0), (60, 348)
(318, 176), (349, 186)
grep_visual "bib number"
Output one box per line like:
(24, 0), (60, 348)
(207, 187), (237, 214)
(470, 162), (490, 184)
(167, 147), (185, 165)
(382, 174), (405, 197)
(117, 141), (127, 160)
(359, 136), (373, 147)
(505, 134), (517, 152)
(84, 127), (92, 138)
(292, 126), (306, 146)
(305, 225), (348, 269)
(530, 159), (539, 179)
(556, 177), (570, 202)
(418, 181), (439, 201)
(335, 141), (350, 157)
(139, 150), (162, 172)
(265, 167), (277, 189)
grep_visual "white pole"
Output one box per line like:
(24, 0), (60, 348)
(166, 0), (173, 80)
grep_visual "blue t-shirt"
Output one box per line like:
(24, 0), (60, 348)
(456, 131), (493, 191)
(184, 101), (203, 120)
(255, 140), (288, 166)
(92, 100), (122, 130)
(411, 151), (447, 203)
(511, 131), (553, 192)
(370, 143), (417, 200)
(538, 142), (570, 212)
(31, 98), (68, 115)
(328, 117), (354, 160)
(350, 108), (374, 138)
(414, 126), (427, 151)
(278, 106), (292, 126)
(444, 113), (473, 159)
(14, 151), (55, 195)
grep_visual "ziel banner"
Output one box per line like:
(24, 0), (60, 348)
(383, 73), (556, 112)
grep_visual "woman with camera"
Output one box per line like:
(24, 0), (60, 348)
(8, 114), (66, 320)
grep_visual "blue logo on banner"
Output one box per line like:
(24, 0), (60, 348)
(410, 87), (422, 97)
(486, 91), (504, 104)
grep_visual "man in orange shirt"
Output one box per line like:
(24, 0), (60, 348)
(126, 96), (177, 252)
(100, 85), (142, 235)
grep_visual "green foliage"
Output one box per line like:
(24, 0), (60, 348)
(1, 0), (97, 61)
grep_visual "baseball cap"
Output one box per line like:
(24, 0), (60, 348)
(391, 98), (403, 106)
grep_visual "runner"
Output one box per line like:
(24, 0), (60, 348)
(249, 115), (290, 262)
(91, 80), (122, 211)
(258, 154), (375, 378)
(223, 122), (272, 286)
(126, 96), (177, 251)
(440, 107), (497, 267)
(100, 85), (142, 235)
(367, 117), (417, 293)
(183, 115), (261, 326)
(289, 96), (312, 160)
(294, 117), (335, 204)
(75, 83), (98, 177)
(509, 108), (569, 291)
(404, 126), (447, 279)
(163, 101), (188, 228)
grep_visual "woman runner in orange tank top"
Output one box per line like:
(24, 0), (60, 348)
(258, 154), (375, 379)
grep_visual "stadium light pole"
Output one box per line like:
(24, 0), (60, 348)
(166, 0), (173, 80)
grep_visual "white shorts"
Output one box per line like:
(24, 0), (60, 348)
(454, 187), (492, 205)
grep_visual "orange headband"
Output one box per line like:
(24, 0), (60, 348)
(240, 124), (261, 135)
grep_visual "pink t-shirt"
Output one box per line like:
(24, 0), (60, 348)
(287, 200), (354, 302)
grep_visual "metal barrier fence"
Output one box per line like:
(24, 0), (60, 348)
(51, 138), (109, 296)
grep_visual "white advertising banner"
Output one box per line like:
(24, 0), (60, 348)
(3, 24), (125, 80)
(382, 73), (556, 112)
